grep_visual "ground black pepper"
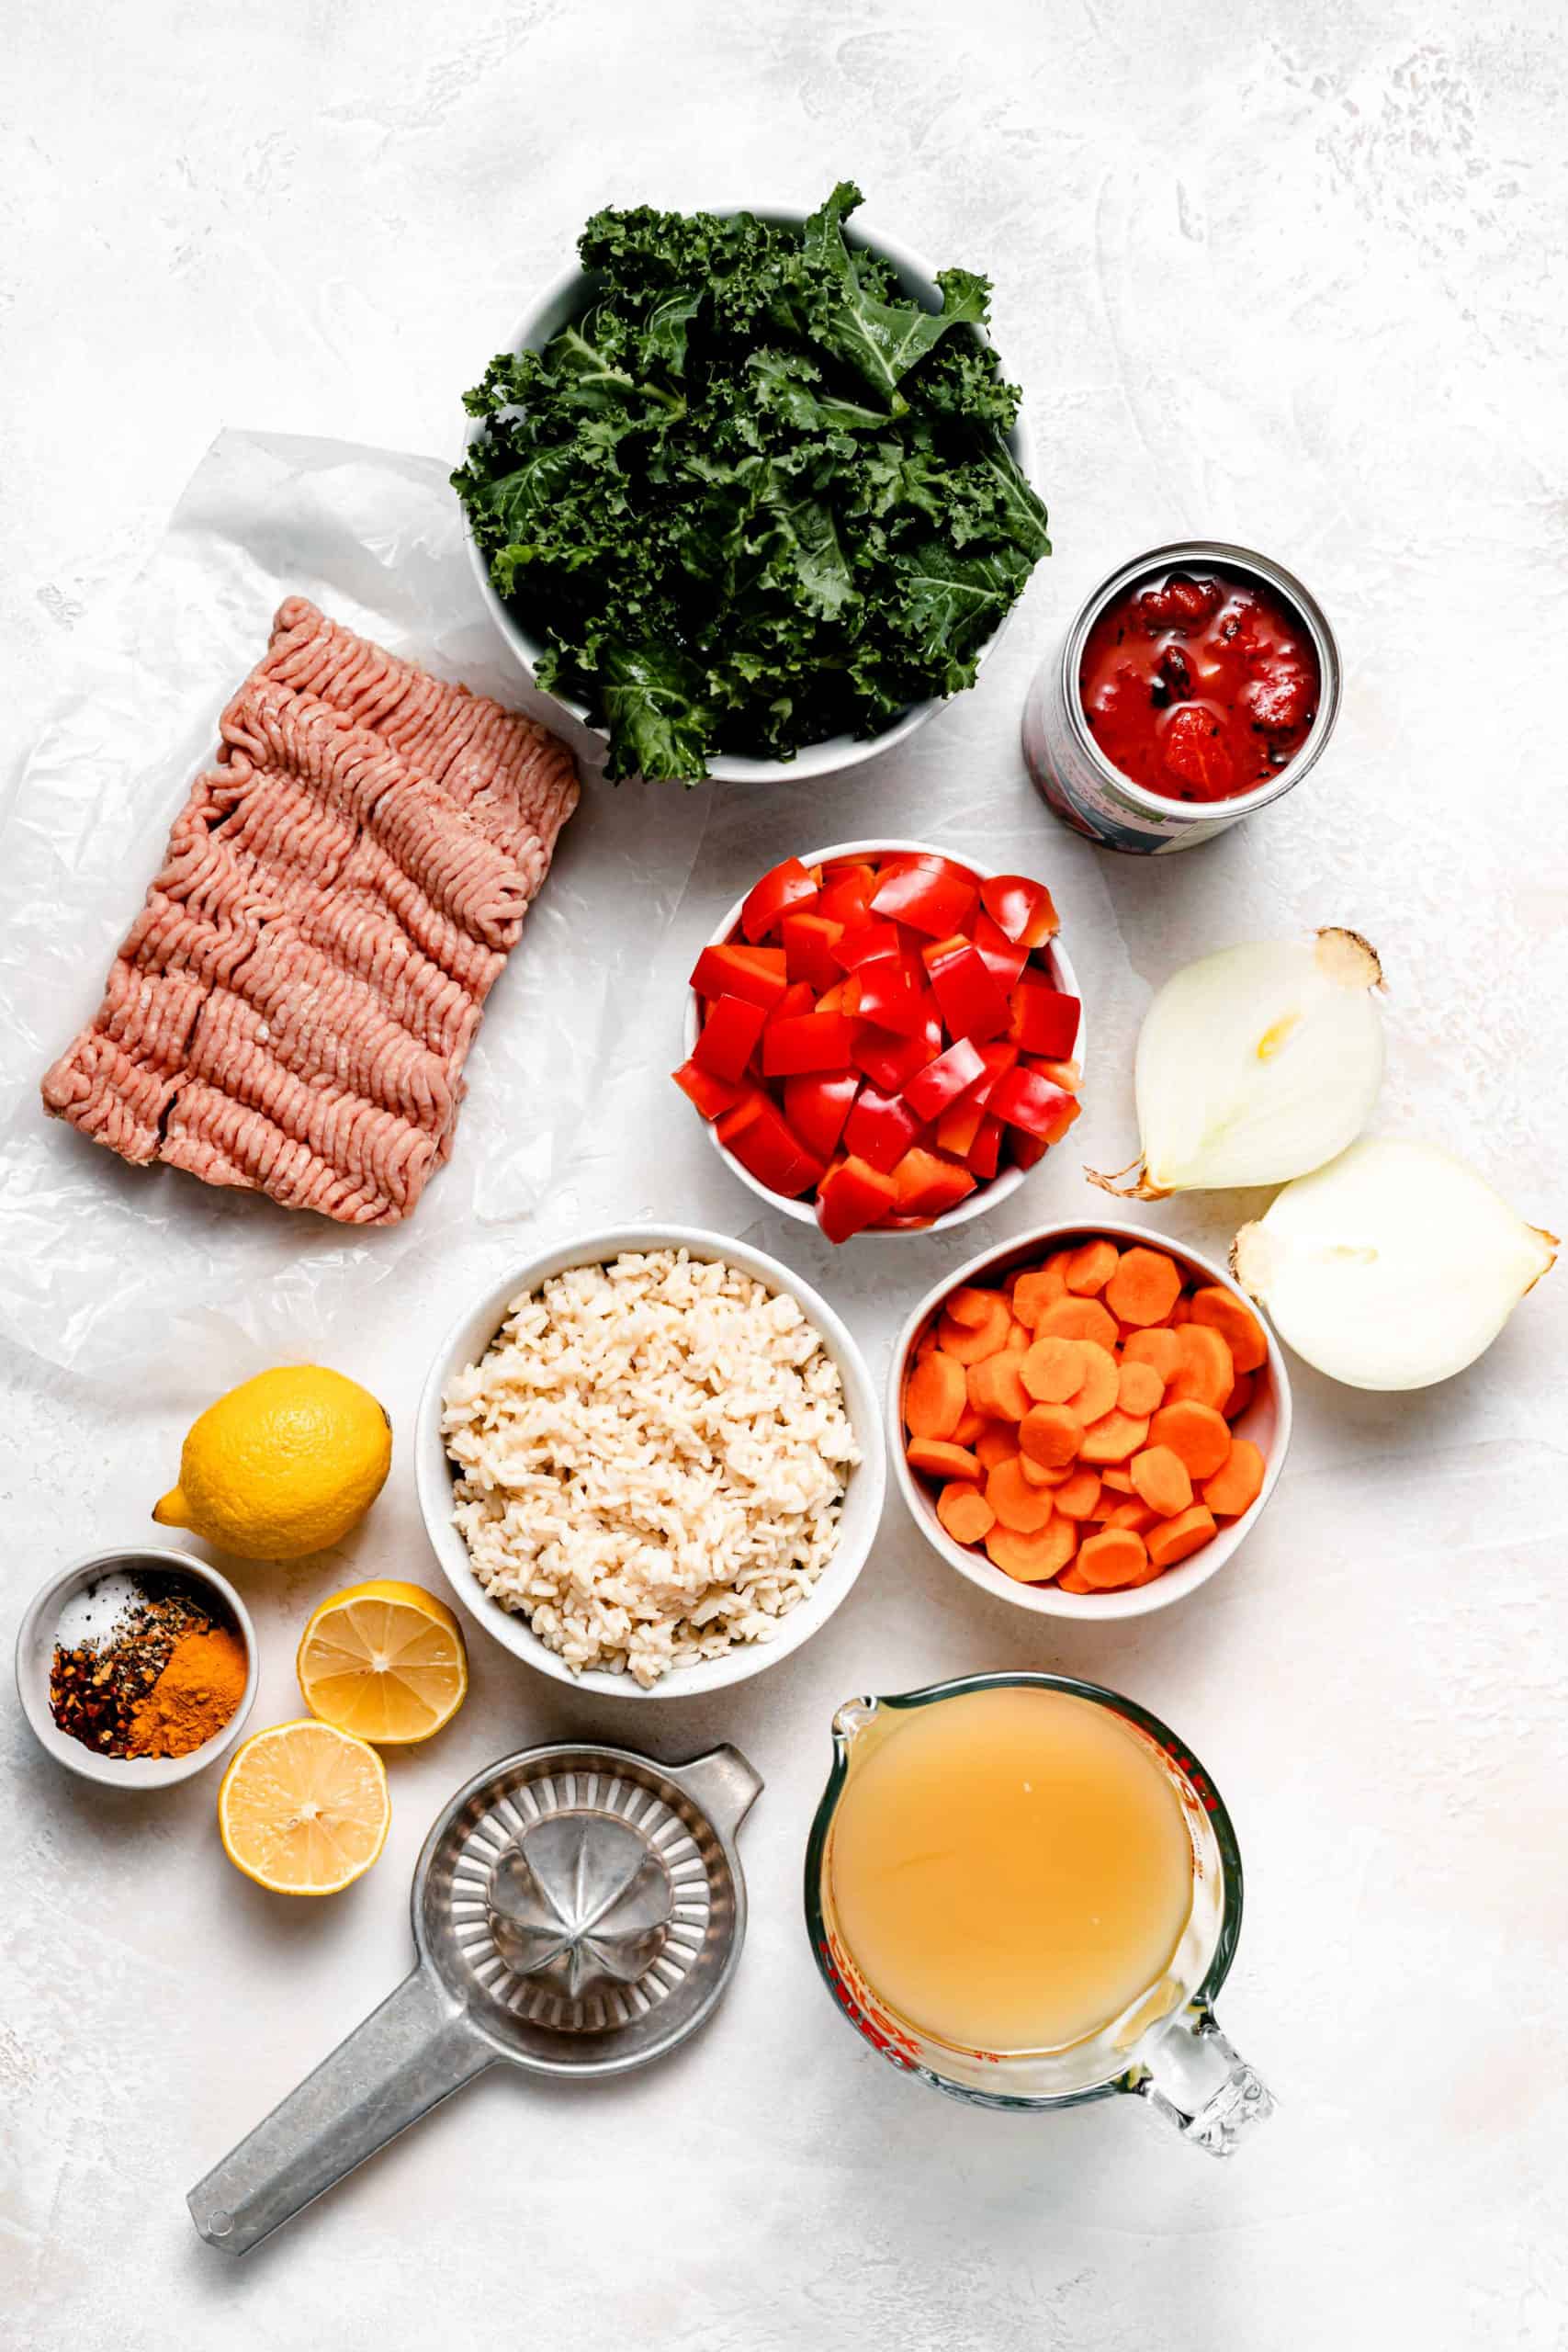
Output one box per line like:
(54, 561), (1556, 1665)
(50, 1582), (216, 1757)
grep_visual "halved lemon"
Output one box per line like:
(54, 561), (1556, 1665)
(219, 1719), (390, 1896)
(296, 1578), (468, 1746)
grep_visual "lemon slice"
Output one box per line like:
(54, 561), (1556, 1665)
(219, 1720), (390, 1896)
(297, 1579), (468, 1746)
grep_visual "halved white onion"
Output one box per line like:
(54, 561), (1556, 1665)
(1092, 929), (1385, 1199)
(1233, 1137), (1556, 1390)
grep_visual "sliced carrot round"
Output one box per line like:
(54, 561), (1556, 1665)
(1036, 1295), (1119, 1350)
(1077, 1528), (1150, 1589)
(1020, 1334), (1084, 1404)
(1053, 1466), (1102, 1521)
(1064, 1237), (1119, 1295)
(986, 1455), (1055, 1533)
(945, 1284), (1002, 1330)
(1019, 1455), (1072, 1488)
(936, 1296), (1013, 1363)
(1122, 1327), (1184, 1383)
(1202, 1438), (1265, 1519)
(1145, 1505), (1217, 1568)
(1065, 1340), (1118, 1425)
(968, 1351), (1031, 1421)
(937, 1480), (995, 1545)
(1222, 1372), (1254, 1421)
(1188, 1285), (1268, 1373)
(1129, 1443), (1192, 1518)
(985, 1514), (1077, 1583)
(976, 1424), (1021, 1471)
(1146, 1401), (1232, 1481)
(1019, 1402), (1083, 1469)
(904, 1351), (965, 1441)
(1103, 1246), (1182, 1328)
(1107, 1498), (1159, 1534)
(1011, 1267), (1066, 1328)
(953, 1404), (987, 1446)
(1078, 1409), (1150, 1464)
(1167, 1324), (1235, 1410)
(907, 1437), (983, 1483)
(1116, 1358), (1165, 1418)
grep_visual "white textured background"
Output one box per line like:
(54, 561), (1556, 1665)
(5, 5), (1566, 2347)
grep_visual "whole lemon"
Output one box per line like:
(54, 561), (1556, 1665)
(152, 1366), (392, 1561)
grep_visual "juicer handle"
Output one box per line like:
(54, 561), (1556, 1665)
(1134, 2005), (1275, 2155)
(187, 1968), (493, 2255)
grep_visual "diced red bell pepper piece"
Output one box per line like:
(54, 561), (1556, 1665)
(689, 942), (790, 1013)
(818, 864), (878, 927)
(831, 920), (901, 973)
(769, 979), (818, 1025)
(671, 1057), (746, 1121)
(816, 1154), (898, 1242)
(869, 859), (978, 939)
(717, 1097), (825, 1198)
(783, 1070), (859, 1160)
(904, 1036), (987, 1123)
(852, 955), (930, 1037)
(1008, 979), (1081, 1058)
(935, 1091), (987, 1159)
(761, 1011), (857, 1078)
(1008, 1128), (1048, 1170)
(841, 1085), (921, 1177)
(740, 857), (818, 944)
(781, 911), (845, 993)
(889, 1146), (977, 1217)
(852, 1018), (941, 1095)
(965, 1114), (1005, 1181)
(815, 982), (849, 1015)
(989, 1064), (1077, 1140)
(694, 993), (768, 1082)
(972, 910), (1029, 991)
(925, 941), (1012, 1044)
(979, 873), (1059, 948)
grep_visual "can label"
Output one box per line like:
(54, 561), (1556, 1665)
(1022, 673), (1236, 854)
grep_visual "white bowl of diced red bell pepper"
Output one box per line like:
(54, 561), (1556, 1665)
(672, 842), (1086, 1241)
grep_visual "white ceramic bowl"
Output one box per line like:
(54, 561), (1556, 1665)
(460, 207), (1038, 784)
(16, 1547), (259, 1789)
(888, 1219), (1292, 1621)
(682, 838), (1085, 1239)
(415, 1224), (886, 1697)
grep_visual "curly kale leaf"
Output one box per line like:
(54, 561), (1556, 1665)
(453, 187), (1049, 780)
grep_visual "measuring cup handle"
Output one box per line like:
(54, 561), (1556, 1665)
(1134, 2005), (1275, 2155)
(187, 1969), (492, 2255)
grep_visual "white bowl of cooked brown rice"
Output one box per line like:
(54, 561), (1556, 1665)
(416, 1226), (885, 1697)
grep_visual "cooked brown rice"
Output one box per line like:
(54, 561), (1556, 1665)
(440, 1248), (860, 1686)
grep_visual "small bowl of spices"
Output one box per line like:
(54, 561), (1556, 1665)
(16, 1547), (257, 1789)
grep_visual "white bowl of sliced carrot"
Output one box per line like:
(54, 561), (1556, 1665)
(888, 1220), (1292, 1618)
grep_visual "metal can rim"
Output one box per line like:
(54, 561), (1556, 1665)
(1057, 538), (1342, 820)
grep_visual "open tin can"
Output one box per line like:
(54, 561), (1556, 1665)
(1022, 539), (1340, 854)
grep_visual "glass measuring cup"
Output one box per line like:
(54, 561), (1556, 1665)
(804, 1671), (1273, 2153)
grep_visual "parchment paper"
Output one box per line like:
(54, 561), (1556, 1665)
(0, 430), (708, 1374)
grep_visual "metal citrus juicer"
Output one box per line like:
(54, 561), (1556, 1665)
(188, 1739), (761, 2255)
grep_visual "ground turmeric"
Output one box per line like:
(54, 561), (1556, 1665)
(127, 1623), (248, 1758)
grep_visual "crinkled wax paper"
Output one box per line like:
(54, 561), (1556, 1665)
(0, 430), (708, 1373)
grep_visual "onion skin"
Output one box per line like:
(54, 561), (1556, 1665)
(1232, 1137), (1557, 1391)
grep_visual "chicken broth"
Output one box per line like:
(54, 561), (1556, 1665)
(827, 1686), (1194, 2054)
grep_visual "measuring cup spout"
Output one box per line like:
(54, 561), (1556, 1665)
(187, 1969), (492, 2256)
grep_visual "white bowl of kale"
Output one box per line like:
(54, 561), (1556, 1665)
(455, 186), (1049, 786)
